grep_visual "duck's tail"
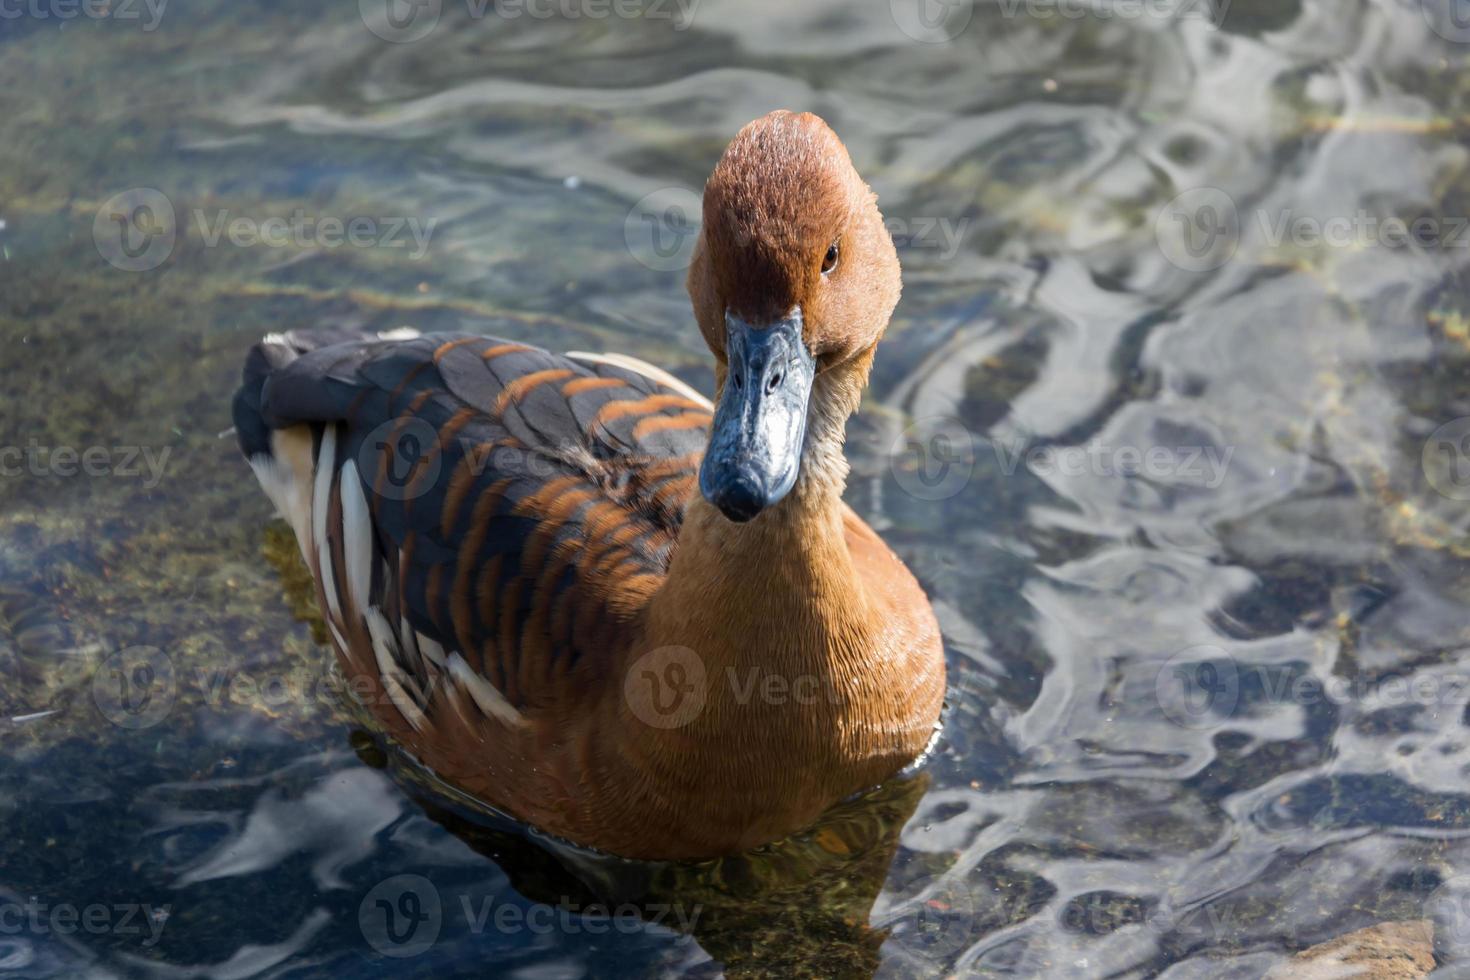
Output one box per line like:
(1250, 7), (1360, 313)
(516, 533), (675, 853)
(231, 327), (421, 459)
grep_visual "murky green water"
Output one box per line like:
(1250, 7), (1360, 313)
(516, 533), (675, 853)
(3, 0), (1470, 976)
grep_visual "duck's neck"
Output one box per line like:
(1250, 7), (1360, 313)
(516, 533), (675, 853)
(644, 367), (871, 674)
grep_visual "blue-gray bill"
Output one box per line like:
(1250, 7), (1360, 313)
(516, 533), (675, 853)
(698, 310), (816, 522)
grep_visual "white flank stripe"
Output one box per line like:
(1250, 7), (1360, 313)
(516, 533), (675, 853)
(377, 326), (421, 340)
(338, 459), (373, 615)
(311, 425), (338, 559)
(319, 544), (342, 622)
(416, 632), (447, 668)
(382, 673), (429, 732)
(365, 606), (401, 684)
(400, 616), (421, 665)
(248, 454), (310, 563)
(565, 351), (713, 409)
(311, 427), (344, 621)
(448, 652), (522, 727)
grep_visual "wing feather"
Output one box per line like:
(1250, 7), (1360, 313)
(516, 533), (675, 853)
(238, 330), (710, 719)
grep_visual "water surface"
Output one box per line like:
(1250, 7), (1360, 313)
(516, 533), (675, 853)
(2, 0), (1470, 976)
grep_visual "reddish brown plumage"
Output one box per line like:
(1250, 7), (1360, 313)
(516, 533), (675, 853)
(482, 342), (531, 361)
(494, 368), (574, 412)
(240, 111), (945, 860)
(690, 110), (902, 370)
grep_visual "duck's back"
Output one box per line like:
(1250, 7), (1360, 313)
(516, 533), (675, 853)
(233, 328), (713, 718)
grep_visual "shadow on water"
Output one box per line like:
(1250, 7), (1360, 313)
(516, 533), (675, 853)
(398, 768), (932, 979)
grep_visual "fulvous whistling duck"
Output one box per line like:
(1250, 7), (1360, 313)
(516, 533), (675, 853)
(233, 110), (946, 860)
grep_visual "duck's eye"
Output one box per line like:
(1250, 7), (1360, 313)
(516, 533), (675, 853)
(821, 241), (840, 275)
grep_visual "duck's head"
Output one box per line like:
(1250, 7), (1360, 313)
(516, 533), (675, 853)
(689, 110), (901, 523)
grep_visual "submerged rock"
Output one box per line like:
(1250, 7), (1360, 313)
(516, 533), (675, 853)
(1268, 920), (1435, 979)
